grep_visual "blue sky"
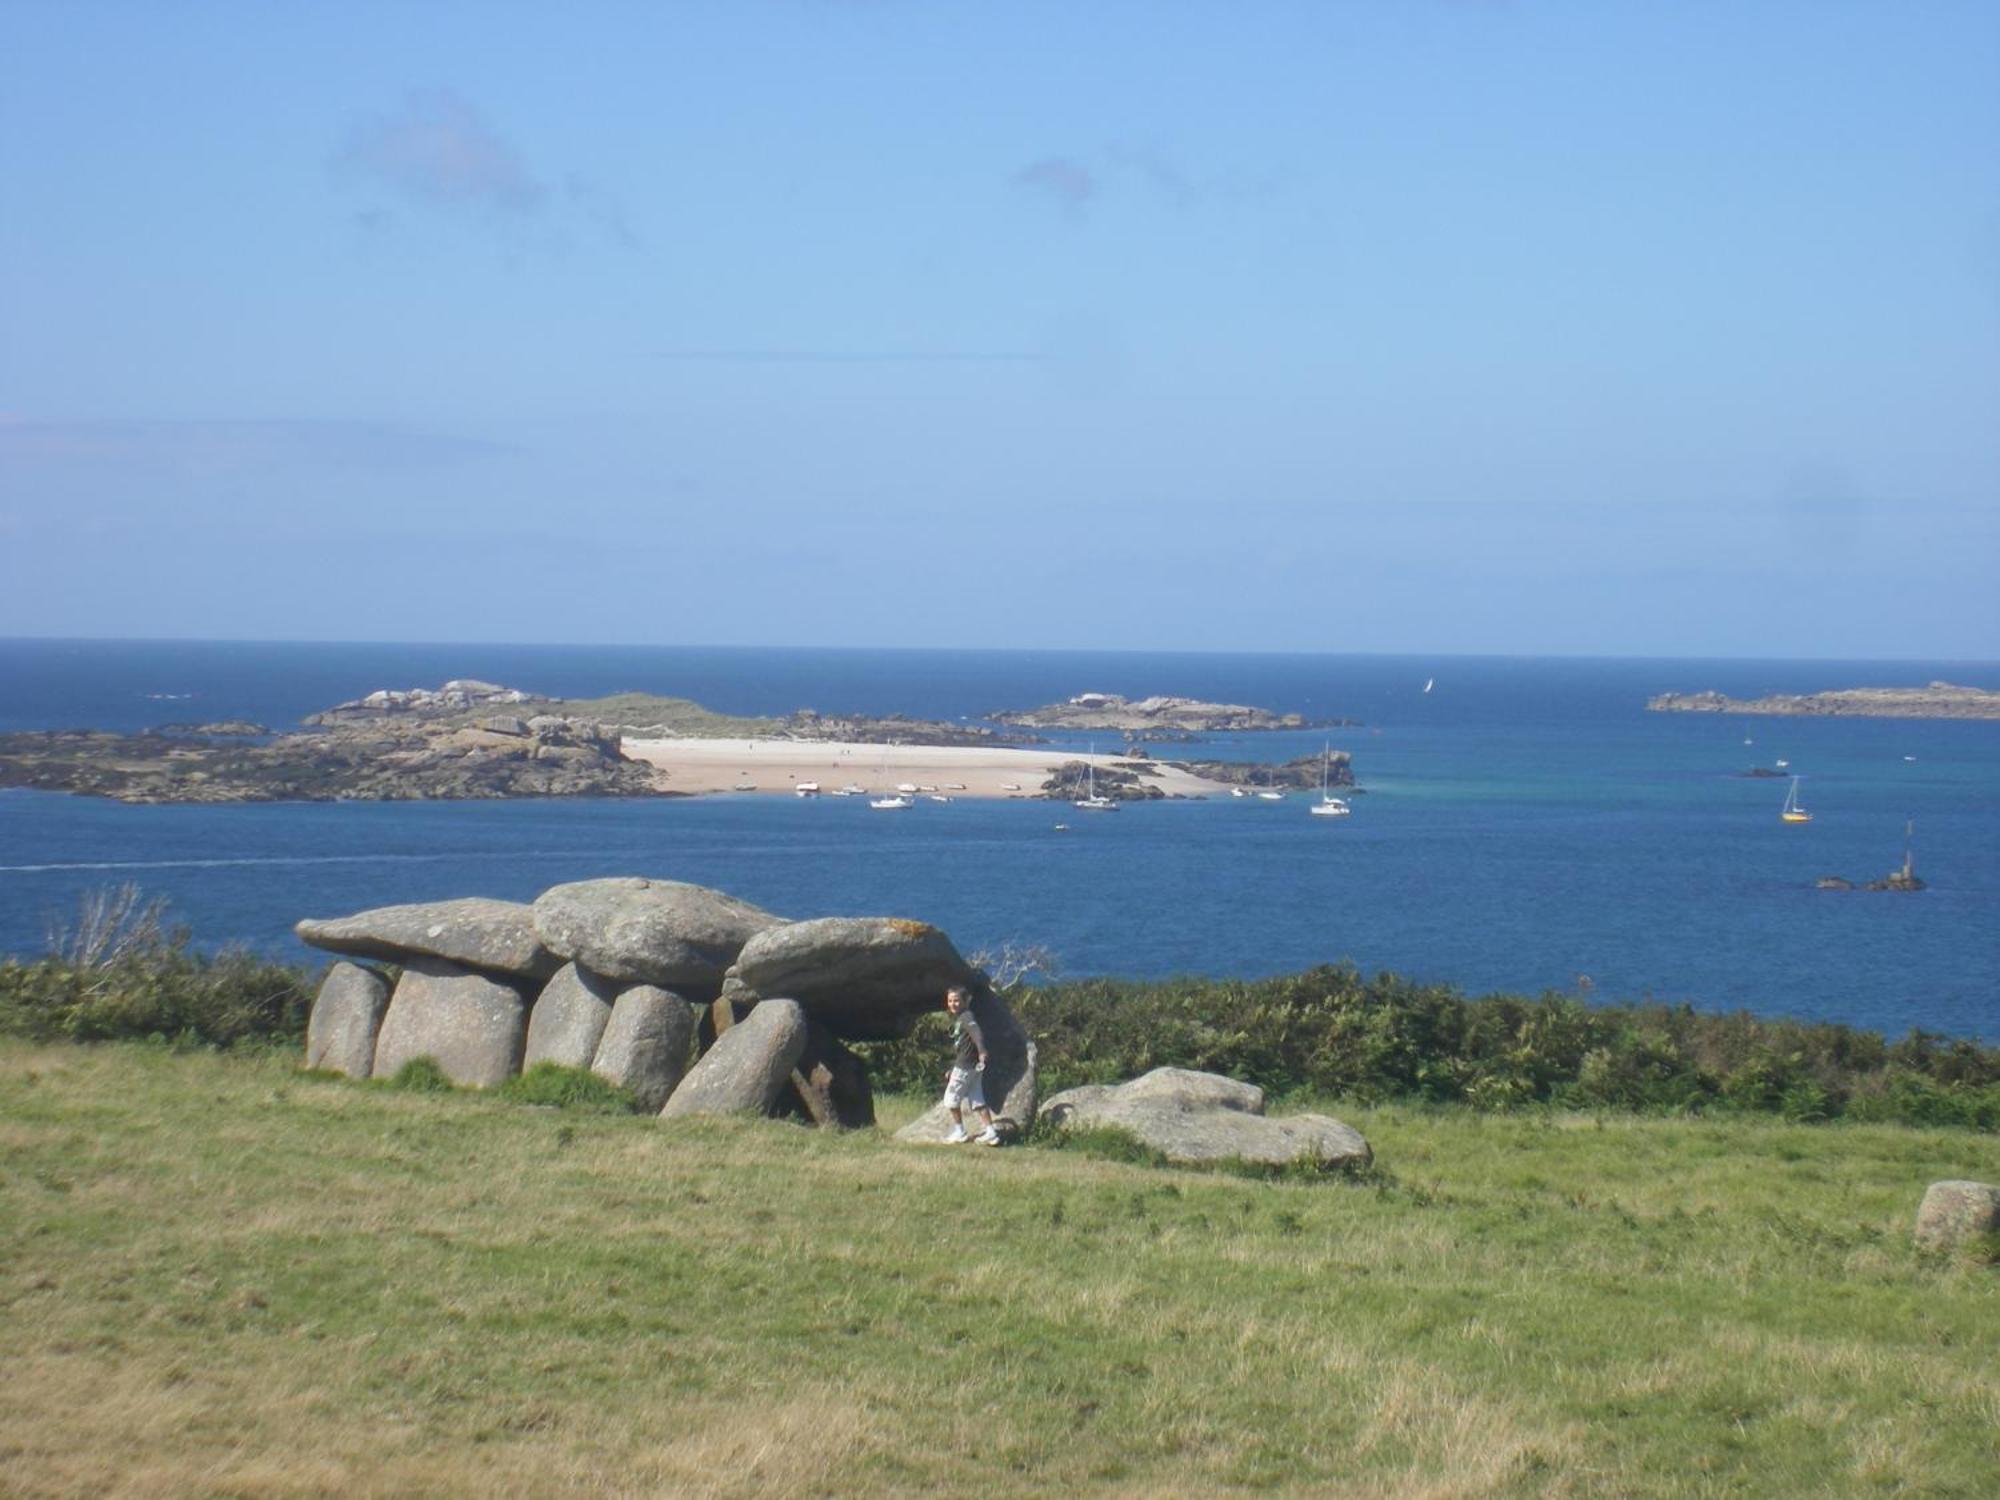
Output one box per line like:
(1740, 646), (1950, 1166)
(1, 1), (1995, 657)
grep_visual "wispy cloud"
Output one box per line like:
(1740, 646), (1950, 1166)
(1014, 156), (1098, 213)
(336, 89), (640, 248)
(0, 419), (514, 477)
(1012, 145), (1271, 215)
(339, 90), (544, 218)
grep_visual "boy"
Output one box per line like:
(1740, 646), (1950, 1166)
(941, 985), (1001, 1145)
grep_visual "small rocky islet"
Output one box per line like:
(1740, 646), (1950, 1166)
(1648, 682), (2000, 720)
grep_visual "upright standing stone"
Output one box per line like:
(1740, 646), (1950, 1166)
(659, 999), (808, 1119)
(522, 963), (617, 1070)
(372, 959), (528, 1088)
(304, 961), (390, 1078)
(592, 985), (694, 1112)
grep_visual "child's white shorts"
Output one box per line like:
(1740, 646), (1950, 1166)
(943, 1066), (986, 1110)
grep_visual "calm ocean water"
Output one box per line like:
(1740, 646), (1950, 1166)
(1, 639), (1995, 1041)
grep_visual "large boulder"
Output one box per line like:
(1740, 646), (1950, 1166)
(371, 959), (529, 1088)
(1914, 1180), (2000, 1251)
(532, 878), (780, 999)
(1041, 1068), (1371, 1171)
(726, 916), (978, 1041)
(522, 963), (617, 1070)
(592, 985), (695, 1112)
(659, 998), (808, 1119)
(295, 897), (558, 981)
(304, 961), (390, 1078)
(893, 985), (1039, 1144)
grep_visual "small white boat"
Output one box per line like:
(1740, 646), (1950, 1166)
(794, 781), (820, 797)
(1231, 786), (1251, 798)
(944, 782), (966, 790)
(896, 782), (918, 794)
(1001, 782), (1022, 792)
(1256, 789), (1284, 801)
(928, 794), (952, 804)
(733, 781), (756, 791)
(1774, 759), (1788, 770)
(870, 795), (912, 810)
(1309, 743), (1351, 817)
(1074, 756), (1119, 811)
(1052, 822), (1069, 831)
(1423, 677), (1434, 694)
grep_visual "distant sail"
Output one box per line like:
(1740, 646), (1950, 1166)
(1422, 677), (1434, 694)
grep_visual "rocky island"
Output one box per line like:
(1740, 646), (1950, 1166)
(991, 692), (1348, 735)
(0, 681), (1273, 804)
(1647, 682), (2000, 720)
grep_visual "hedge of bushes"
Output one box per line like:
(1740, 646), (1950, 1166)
(5, 928), (1993, 1130)
(861, 965), (2000, 1130)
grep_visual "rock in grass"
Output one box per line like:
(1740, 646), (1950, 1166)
(726, 916), (978, 1041)
(1042, 1067), (1370, 1171)
(1113, 1066), (1265, 1116)
(532, 877), (779, 999)
(371, 959), (529, 1088)
(592, 985), (694, 1112)
(296, 897), (559, 980)
(659, 998), (807, 1119)
(893, 986), (1039, 1144)
(522, 963), (617, 1070)
(1914, 1180), (2000, 1251)
(304, 961), (390, 1078)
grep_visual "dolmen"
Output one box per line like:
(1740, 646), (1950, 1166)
(296, 878), (1038, 1137)
(1041, 1067), (1371, 1171)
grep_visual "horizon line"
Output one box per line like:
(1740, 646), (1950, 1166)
(0, 633), (1993, 667)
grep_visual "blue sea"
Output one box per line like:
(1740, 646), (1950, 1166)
(1, 639), (1995, 1042)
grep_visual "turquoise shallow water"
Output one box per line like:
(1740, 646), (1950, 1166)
(1, 641), (1994, 1040)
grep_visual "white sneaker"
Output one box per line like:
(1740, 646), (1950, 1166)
(978, 1127), (1001, 1146)
(944, 1125), (969, 1144)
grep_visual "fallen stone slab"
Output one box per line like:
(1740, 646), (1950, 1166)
(1043, 1067), (1370, 1171)
(532, 877), (780, 999)
(894, 985), (1039, 1144)
(522, 963), (617, 1071)
(371, 959), (529, 1088)
(592, 985), (694, 1112)
(295, 897), (559, 980)
(726, 916), (978, 1041)
(1914, 1180), (2000, 1251)
(304, 961), (390, 1078)
(659, 998), (808, 1119)
(785, 1022), (875, 1129)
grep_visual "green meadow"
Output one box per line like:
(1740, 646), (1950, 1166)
(3, 1039), (1995, 1498)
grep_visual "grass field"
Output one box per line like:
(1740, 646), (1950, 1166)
(2, 1040), (1995, 1498)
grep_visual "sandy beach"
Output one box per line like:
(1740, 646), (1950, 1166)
(620, 737), (1235, 800)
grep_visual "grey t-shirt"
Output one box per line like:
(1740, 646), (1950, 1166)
(952, 1013), (986, 1070)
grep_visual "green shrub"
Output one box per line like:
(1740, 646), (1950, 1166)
(382, 1057), (454, 1093)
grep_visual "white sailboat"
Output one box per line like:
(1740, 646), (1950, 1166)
(1074, 747), (1119, 811)
(1310, 743), (1351, 817)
